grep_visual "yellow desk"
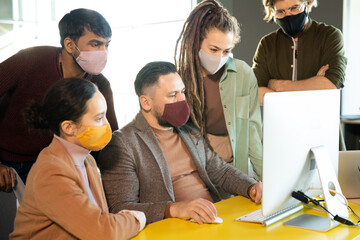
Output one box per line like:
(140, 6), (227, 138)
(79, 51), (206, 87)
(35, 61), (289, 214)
(350, 199), (360, 205)
(132, 196), (360, 240)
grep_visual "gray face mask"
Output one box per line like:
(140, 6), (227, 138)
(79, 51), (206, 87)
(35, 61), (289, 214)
(199, 49), (229, 75)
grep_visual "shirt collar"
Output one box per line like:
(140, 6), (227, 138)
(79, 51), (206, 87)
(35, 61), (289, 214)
(225, 56), (237, 73)
(54, 134), (90, 167)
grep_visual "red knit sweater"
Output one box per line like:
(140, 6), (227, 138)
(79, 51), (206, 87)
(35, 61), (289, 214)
(0, 46), (118, 163)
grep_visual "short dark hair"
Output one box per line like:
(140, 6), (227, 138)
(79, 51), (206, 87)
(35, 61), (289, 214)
(58, 8), (112, 48)
(23, 78), (98, 135)
(134, 61), (177, 96)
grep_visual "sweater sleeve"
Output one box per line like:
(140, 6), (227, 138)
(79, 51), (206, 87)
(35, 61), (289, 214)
(252, 36), (272, 87)
(0, 50), (26, 97)
(196, 129), (258, 197)
(321, 27), (347, 88)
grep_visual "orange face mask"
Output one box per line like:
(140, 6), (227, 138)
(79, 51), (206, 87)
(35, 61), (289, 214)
(75, 123), (112, 151)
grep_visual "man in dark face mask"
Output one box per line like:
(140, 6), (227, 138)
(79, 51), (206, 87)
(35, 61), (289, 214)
(98, 61), (262, 225)
(252, 0), (347, 151)
(252, 0), (347, 106)
(275, 2), (308, 38)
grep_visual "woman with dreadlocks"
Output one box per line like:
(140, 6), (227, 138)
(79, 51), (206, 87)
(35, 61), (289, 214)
(175, 0), (262, 180)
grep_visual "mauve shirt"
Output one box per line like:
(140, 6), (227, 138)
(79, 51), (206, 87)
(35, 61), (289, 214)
(203, 67), (228, 136)
(152, 128), (213, 202)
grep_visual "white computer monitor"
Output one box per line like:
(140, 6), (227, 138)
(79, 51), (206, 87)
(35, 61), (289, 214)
(261, 89), (341, 219)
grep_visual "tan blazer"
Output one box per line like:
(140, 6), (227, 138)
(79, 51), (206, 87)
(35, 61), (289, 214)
(10, 137), (139, 240)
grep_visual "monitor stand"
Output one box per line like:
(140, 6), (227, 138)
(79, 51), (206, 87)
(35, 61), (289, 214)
(283, 145), (348, 232)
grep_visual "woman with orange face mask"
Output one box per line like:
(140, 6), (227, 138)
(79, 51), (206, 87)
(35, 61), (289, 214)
(10, 78), (145, 240)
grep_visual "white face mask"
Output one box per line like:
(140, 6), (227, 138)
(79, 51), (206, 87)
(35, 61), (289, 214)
(198, 49), (229, 75)
(74, 44), (107, 75)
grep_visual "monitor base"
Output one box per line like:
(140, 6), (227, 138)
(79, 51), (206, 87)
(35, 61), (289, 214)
(284, 214), (339, 232)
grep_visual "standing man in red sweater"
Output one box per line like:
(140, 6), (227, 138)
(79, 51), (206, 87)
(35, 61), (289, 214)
(0, 8), (118, 191)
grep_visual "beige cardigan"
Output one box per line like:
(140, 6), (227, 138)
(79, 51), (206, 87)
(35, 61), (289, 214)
(10, 137), (139, 240)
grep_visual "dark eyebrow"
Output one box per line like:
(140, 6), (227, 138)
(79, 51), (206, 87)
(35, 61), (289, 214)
(209, 45), (221, 50)
(209, 44), (232, 51)
(95, 112), (106, 118)
(167, 89), (184, 96)
(89, 39), (105, 45)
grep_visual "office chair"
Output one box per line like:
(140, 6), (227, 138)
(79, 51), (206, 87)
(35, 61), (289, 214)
(0, 168), (25, 240)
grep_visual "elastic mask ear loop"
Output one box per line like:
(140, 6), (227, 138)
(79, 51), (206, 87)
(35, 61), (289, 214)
(72, 43), (81, 58)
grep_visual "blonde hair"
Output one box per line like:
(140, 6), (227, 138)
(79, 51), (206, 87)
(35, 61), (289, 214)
(263, 0), (318, 22)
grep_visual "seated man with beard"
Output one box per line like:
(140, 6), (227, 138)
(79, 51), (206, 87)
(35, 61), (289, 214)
(99, 61), (262, 225)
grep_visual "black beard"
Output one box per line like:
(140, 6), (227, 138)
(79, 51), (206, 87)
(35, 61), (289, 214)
(154, 111), (173, 128)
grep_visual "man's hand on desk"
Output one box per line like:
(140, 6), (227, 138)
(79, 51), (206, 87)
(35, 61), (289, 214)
(164, 198), (217, 225)
(248, 181), (262, 204)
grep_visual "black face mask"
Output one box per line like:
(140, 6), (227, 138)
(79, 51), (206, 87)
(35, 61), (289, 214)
(277, 9), (308, 38)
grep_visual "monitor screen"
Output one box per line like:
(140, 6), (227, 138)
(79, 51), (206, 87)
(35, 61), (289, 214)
(261, 89), (340, 217)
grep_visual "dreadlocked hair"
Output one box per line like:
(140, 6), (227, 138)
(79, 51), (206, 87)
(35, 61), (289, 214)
(174, 0), (240, 140)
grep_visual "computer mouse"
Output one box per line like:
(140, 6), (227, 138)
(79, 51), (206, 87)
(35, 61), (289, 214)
(190, 216), (223, 224)
(213, 216), (223, 223)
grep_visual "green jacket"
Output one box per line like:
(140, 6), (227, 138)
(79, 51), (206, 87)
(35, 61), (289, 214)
(219, 57), (263, 180)
(253, 18), (347, 88)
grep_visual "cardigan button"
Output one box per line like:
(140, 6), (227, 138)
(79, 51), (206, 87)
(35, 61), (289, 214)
(224, 105), (227, 108)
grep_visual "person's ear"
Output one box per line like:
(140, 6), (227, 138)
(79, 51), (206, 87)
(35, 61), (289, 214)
(140, 95), (152, 112)
(64, 37), (75, 55)
(60, 120), (77, 136)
